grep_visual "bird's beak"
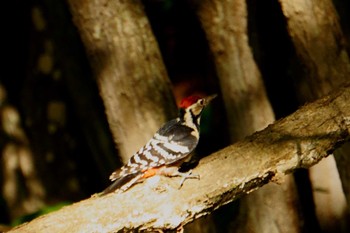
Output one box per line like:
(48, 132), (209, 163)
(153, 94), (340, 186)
(204, 94), (217, 105)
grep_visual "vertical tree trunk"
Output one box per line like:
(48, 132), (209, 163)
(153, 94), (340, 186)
(67, 0), (177, 162)
(2, 0), (116, 220)
(279, 0), (350, 100)
(193, 0), (301, 232)
(194, 0), (273, 142)
(279, 0), (350, 231)
(1, 97), (45, 220)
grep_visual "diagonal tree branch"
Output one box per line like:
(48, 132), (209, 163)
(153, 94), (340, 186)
(9, 83), (350, 232)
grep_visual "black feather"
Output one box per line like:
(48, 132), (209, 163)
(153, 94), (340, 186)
(100, 172), (141, 195)
(157, 119), (197, 148)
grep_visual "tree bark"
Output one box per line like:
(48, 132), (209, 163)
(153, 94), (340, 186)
(8, 83), (350, 233)
(193, 0), (301, 232)
(194, 0), (274, 141)
(0, 99), (45, 220)
(67, 0), (177, 162)
(279, 0), (350, 230)
(279, 0), (350, 100)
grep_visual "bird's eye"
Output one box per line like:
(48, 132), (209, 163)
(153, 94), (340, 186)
(199, 99), (204, 105)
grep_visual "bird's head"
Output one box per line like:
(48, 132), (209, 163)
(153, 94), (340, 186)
(179, 94), (217, 117)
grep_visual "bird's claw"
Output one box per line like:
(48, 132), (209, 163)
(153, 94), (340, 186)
(179, 170), (200, 189)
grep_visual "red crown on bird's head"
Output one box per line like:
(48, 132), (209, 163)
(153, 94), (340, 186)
(179, 95), (202, 109)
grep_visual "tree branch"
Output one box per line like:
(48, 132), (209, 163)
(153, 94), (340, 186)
(9, 83), (350, 232)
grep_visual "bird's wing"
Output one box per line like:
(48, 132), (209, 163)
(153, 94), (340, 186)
(110, 119), (198, 180)
(150, 119), (198, 165)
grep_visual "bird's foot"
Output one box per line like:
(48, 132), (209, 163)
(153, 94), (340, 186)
(158, 166), (200, 188)
(178, 170), (200, 188)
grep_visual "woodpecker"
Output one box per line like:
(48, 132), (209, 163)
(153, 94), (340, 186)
(101, 94), (217, 194)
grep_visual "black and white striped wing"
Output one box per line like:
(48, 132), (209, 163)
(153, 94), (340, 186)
(110, 119), (198, 181)
(154, 119), (199, 164)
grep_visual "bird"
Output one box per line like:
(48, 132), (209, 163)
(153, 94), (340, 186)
(100, 94), (217, 195)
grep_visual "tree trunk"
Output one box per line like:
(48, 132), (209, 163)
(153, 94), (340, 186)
(279, 0), (350, 101)
(193, 0), (301, 232)
(1, 0), (117, 220)
(194, 0), (274, 141)
(279, 0), (350, 231)
(1, 98), (45, 220)
(67, 0), (177, 162)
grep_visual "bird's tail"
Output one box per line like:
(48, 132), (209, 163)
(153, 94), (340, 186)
(99, 172), (142, 196)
